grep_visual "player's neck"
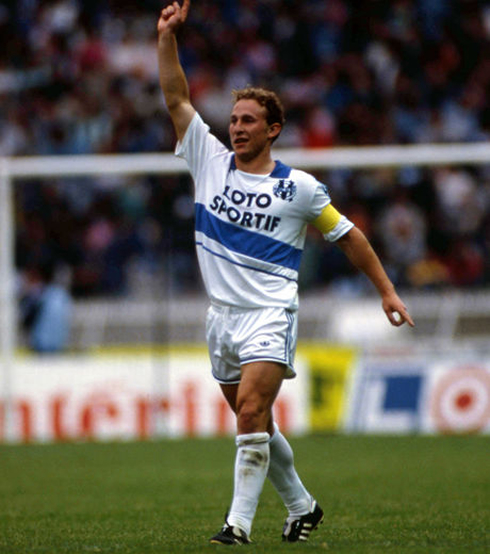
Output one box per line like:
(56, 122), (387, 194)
(235, 151), (275, 175)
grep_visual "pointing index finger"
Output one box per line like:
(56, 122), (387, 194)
(181, 0), (191, 19)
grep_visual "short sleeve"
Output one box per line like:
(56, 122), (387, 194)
(175, 112), (228, 181)
(323, 215), (354, 242)
(305, 181), (332, 221)
(308, 181), (354, 242)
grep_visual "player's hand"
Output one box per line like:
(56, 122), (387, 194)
(157, 0), (190, 36)
(382, 291), (415, 327)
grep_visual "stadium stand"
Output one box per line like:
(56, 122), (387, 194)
(2, 0), (489, 305)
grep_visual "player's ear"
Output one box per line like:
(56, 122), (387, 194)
(268, 122), (282, 141)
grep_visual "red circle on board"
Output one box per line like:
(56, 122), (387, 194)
(431, 367), (490, 433)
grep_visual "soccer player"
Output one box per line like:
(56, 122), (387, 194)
(157, 0), (414, 545)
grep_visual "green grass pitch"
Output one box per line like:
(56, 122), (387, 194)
(0, 435), (488, 553)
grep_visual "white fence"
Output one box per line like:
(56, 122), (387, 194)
(60, 290), (490, 351)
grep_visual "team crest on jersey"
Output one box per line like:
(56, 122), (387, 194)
(273, 179), (297, 202)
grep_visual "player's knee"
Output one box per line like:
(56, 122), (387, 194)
(236, 401), (269, 433)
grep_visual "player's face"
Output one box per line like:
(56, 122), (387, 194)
(229, 99), (276, 162)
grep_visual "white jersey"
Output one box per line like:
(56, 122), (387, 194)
(176, 112), (353, 309)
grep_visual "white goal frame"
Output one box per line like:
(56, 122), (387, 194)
(1, 141), (490, 439)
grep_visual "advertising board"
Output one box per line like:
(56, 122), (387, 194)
(346, 352), (490, 434)
(0, 347), (309, 442)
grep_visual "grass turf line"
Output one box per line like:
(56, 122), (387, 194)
(0, 435), (489, 553)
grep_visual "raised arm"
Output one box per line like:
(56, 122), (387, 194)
(336, 227), (415, 327)
(157, 0), (195, 141)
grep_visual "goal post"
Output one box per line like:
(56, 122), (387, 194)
(1, 141), (490, 440)
(5, 141), (490, 179)
(0, 160), (15, 441)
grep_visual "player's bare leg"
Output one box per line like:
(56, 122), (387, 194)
(234, 361), (284, 434)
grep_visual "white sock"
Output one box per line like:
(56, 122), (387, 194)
(227, 432), (270, 536)
(268, 423), (312, 517)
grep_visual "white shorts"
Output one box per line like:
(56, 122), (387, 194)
(205, 303), (298, 384)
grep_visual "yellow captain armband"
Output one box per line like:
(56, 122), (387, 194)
(311, 204), (342, 234)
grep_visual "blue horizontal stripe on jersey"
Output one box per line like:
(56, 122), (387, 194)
(195, 203), (302, 271)
(196, 241), (297, 282)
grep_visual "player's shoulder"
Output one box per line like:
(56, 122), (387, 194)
(270, 160), (316, 184)
(272, 163), (323, 198)
(188, 112), (229, 153)
(289, 167), (319, 186)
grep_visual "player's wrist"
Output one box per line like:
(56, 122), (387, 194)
(378, 282), (396, 298)
(158, 27), (178, 40)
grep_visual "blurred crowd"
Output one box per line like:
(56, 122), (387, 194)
(2, 0), (490, 301)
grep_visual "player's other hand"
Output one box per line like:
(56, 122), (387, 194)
(382, 291), (415, 327)
(158, 0), (190, 36)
